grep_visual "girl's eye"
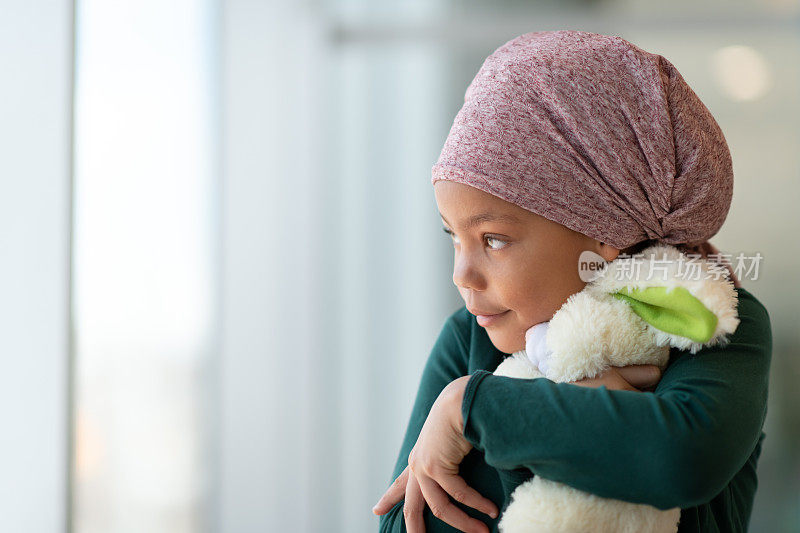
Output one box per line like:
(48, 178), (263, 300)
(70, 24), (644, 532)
(442, 227), (460, 244)
(442, 227), (507, 250)
(485, 236), (508, 250)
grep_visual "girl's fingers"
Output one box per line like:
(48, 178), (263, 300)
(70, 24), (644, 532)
(404, 468), (426, 533)
(372, 465), (409, 515)
(415, 472), (490, 533)
(436, 473), (499, 520)
(616, 364), (661, 390)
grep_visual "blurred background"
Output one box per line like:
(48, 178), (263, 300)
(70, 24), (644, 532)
(1, 0), (798, 532)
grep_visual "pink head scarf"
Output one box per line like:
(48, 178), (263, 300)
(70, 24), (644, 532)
(431, 30), (735, 275)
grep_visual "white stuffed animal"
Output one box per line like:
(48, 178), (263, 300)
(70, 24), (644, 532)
(493, 243), (741, 533)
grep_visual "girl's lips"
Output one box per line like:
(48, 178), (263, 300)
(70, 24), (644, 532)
(476, 310), (510, 327)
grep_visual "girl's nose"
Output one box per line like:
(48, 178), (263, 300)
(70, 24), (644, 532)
(453, 254), (485, 291)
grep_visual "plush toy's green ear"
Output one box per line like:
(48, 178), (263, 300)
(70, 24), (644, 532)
(612, 286), (718, 343)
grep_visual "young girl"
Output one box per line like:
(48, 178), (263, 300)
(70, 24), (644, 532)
(372, 30), (771, 533)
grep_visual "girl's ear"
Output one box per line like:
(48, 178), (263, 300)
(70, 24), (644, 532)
(595, 240), (621, 263)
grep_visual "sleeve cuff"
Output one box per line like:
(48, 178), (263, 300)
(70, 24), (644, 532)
(461, 370), (493, 447)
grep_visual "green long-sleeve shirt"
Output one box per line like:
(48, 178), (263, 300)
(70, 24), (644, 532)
(379, 287), (771, 532)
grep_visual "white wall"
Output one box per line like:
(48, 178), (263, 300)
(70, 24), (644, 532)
(218, 2), (322, 530)
(218, 2), (455, 532)
(0, 1), (73, 531)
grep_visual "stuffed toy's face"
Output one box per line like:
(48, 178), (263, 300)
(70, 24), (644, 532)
(434, 180), (621, 354)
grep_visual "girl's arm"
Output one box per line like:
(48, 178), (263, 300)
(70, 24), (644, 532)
(678, 430), (765, 531)
(378, 310), (474, 532)
(461, 287), (772, 511)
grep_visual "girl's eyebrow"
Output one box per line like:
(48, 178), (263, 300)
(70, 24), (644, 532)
(439, 212), (521, 230)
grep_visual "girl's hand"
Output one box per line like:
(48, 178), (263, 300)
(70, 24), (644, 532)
(372, 365), (659, 529)
(372, 375), (499, 533)
(570, 364), (662, 392)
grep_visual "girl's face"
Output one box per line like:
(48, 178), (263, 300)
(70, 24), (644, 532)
(434, 180), (620, 354)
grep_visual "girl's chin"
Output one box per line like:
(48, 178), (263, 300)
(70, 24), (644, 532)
(487, 329), (525, 354)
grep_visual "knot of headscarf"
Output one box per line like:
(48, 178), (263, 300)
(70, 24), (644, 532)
(431, 30), (734, 255)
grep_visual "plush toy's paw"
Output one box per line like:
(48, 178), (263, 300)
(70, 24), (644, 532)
(495, 351), (545, 379)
